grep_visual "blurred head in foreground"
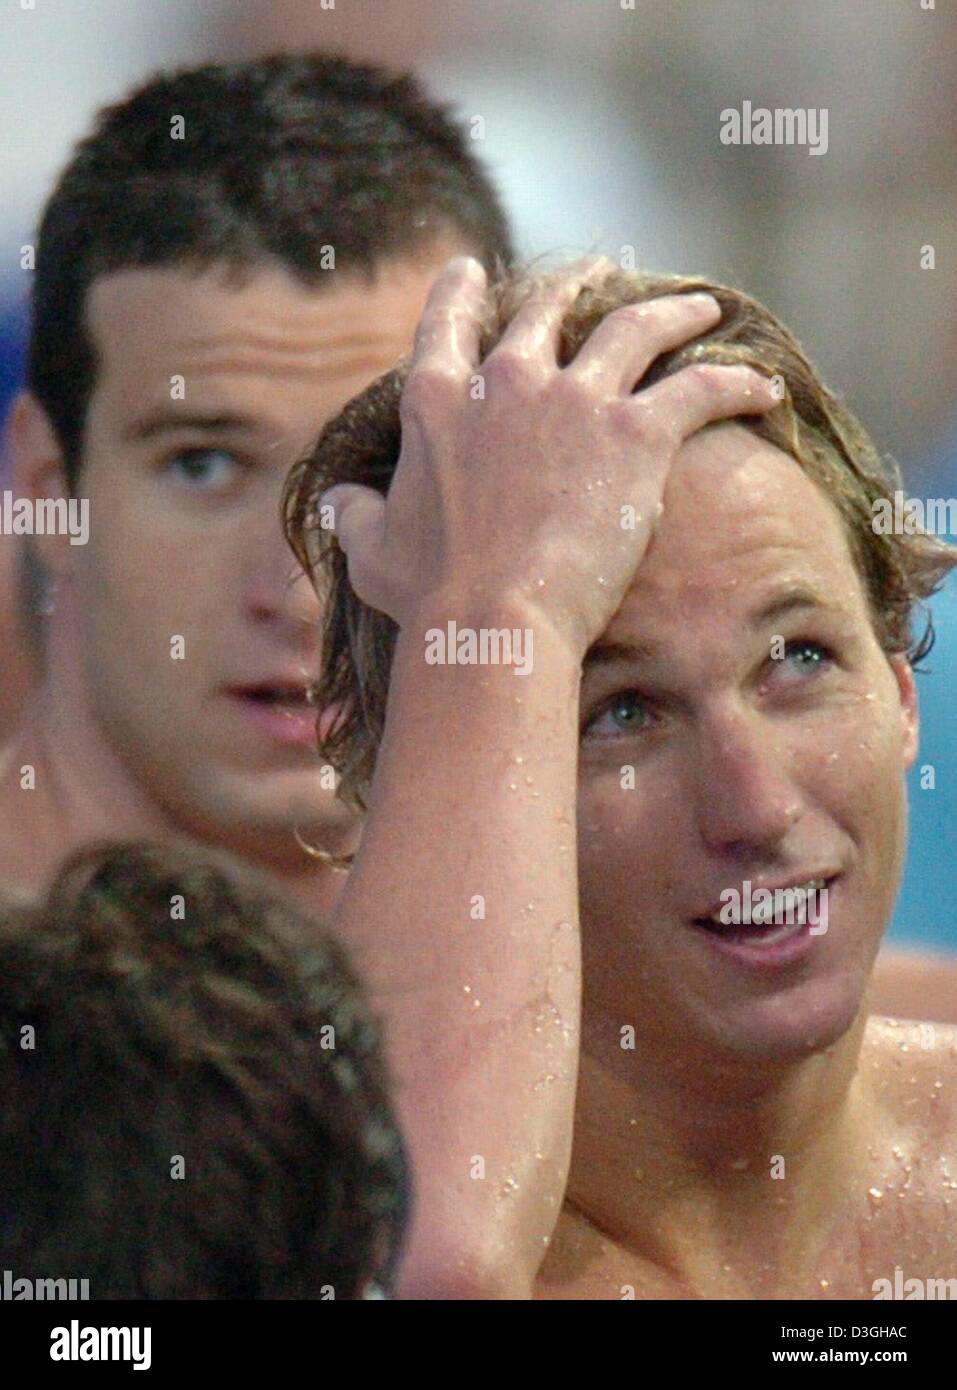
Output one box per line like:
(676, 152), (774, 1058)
(0, 840), (407, 1298)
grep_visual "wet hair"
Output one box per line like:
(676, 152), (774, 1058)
(26, 52), (514, 489)
(284, 261), (957, 815)
(0, 840), (408, 1299)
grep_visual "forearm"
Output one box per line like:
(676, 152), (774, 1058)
(333, 602), (583, 1298)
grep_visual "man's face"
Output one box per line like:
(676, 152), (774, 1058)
(61, 254), (456, 861)
(577, 423), (918, 1061)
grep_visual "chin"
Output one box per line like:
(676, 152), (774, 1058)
(702, 972), (869, 1061)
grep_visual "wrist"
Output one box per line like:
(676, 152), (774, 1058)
(399, 590), (587, 670)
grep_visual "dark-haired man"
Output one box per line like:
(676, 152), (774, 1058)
(0, 54), (515, 1299)
(1, 53), (511, 912)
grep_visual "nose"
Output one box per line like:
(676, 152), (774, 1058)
(241, 500), (322, 639)
(693, 703), (801, 859)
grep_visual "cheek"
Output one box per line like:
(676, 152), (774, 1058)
(577, 770), (678, 905)
(806, 686), (910, 855)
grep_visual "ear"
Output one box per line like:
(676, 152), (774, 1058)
(887, 652), (918, 770)
(5, 391), (76, 577)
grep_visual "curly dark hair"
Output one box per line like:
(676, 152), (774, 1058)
(284, 262), (957, 818)
(0, 840), (408, 1299)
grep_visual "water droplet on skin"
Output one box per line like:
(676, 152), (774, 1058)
(531, 1073), (558, 1091)
(499, 1175), (520, 1197)
(463, 984), (472, 994)
(868, 1187), (884, 1205)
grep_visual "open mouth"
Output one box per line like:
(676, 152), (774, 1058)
(227, 682), (319, 748)
(691, 876), (836, 947)
(239, 683), (313, 712)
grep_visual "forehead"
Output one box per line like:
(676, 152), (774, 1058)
(83, 257), (449, 430)
(608, 423), (866, 641)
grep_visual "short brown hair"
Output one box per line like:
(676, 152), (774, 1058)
(0, 840), (408, 1298)
(284, 262), (957, 815)
(27, 52), (514, 489)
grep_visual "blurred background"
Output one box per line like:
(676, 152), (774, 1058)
(1, 0), (955, 950)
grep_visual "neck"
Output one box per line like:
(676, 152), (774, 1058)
(565, 1005), (873, 1296)
(0, 626), (351, 922)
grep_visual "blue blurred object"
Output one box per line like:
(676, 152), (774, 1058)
(0, 297), (27, 449)
(889, 426), (957, 951)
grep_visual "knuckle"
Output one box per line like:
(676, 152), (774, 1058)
(483, 345), (541, 391)
(551, 370), (596, 412)
(621, 396), (671, 448)
(682, 361), (724, 396)
(401, 361), (462, 419)
(616, 299), (667, 332)
(634, 410), (673, 451)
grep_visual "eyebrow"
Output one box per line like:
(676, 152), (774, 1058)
(583, 585), (835, 671)
(123, 411), (265, 443)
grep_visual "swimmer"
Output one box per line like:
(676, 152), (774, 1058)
(286, 256), (957, 1299)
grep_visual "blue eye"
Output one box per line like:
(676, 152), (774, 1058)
(583, 691), (653, 739)
(166, 448), (239, 490)
(782, 638), (832, 673)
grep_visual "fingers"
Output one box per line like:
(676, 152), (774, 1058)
(321, 484), (386, 560)
(496, 256), (617, 364)
(634, 363), (780, 442)
(412, 256), (488, 377)
(569, 293), (722, 394)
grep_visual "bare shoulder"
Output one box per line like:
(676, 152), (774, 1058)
(862, 1015), (957, 1159)
(870, 948), (957, 1025)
